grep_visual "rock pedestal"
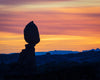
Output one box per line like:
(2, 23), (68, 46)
(18, 44), (36, 73)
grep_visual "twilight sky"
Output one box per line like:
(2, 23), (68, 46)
(0, 0), (100, 53)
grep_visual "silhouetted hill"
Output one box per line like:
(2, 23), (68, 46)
(0, 48), (100, 80)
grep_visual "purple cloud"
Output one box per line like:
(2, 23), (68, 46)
(0, 11), (100, 36)
(85, 13), (100, 17)
(0, 0), (71, 5)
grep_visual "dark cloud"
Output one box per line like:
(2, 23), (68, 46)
(25, 11), (100, 18)
(79, 13), (100, 17)
(0, 11), (100, 36)
(0, 26), (22, 34)
(87, 13), (100, 17)
(0, 0), (71, 5)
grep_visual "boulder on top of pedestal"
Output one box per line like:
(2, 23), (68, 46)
(24, 21), (40, 45)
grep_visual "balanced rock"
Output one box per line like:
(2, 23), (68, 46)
(17, 21), (40, 74)
(24, 21), (40, 45)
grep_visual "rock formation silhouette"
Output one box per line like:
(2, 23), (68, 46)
(24, 21), (40, 44)
(18, 21), (40, 74)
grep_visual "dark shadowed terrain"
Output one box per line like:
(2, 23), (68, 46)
(0, 48), (100, 80)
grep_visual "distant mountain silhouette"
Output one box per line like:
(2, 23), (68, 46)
(0, 48), (100, 64)
(0, 48), (100, 80)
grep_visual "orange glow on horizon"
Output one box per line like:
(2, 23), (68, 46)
(0, 32), (100, 54)
(53, 7), (100, 13)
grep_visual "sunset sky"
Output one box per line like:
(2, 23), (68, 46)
(0, 0), (100, 53)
